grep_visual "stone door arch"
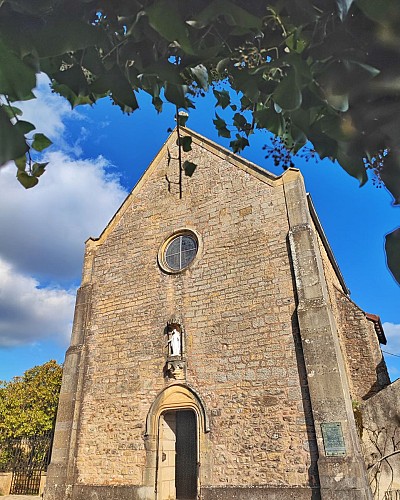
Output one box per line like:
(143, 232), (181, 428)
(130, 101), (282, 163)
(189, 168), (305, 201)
(144, 384), (209, 500)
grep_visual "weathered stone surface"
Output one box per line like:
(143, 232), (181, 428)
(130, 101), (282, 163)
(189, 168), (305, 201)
(44, 129), (393, 500)
(198, 486), (319, 499)
(361, 378), (400, 498)
(0, 473), (12, 496)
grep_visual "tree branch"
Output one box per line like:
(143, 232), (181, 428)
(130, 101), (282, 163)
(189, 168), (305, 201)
(368, 449), (400, 470)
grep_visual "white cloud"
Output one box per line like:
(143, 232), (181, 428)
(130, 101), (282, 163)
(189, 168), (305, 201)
(382, 322), (400, 381)
(0, 76), (129, 350)
(383, 322), (400, 354)
(0, 152), (128, 283)
(18, 73), (81, 144)
(0, 258), (75, 347)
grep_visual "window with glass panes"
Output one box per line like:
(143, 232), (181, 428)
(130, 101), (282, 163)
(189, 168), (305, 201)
(164, 234), (198, 271)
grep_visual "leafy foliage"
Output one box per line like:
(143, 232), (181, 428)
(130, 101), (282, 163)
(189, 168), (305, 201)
(0, 0), (399, 282)
(0, 361), (62, 439)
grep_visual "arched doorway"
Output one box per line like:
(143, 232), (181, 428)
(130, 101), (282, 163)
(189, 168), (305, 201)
(144, 384), (209, 500)
(158, 410), (198, 500)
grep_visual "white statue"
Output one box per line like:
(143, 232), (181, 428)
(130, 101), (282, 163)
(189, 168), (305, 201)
(167, 328), (181, 356)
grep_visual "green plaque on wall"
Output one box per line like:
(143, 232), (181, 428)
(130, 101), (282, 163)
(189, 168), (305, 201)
(321, 422), (346, 456)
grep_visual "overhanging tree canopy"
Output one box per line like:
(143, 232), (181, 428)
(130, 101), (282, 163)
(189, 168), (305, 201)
(0, 0), (399, 282)
(0, 360), (62, 439)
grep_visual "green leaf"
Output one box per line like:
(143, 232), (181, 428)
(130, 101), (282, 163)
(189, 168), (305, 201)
(290, 124), (307, 153)
(284, 52), (313, 85)
(111, 83), (139, 113)
(146, 0), (194, 54)
(213, 113), (231, 138)
(31, 133), (52, 152)
(316, 114), (353, 142)
(165, 83), (188, 108)
(240, 95), (253, 111)
(190, 64), (208, 91)
(230, 134), (249, 153)
(385, 228), (400, 285)
(52, 66), (89, 98)
(180, 135), (192, 152)
(273, 68), (302, 111)
(81, 46), (106, 76)
(300, 85), (325, 109)
(3, 105), (22, 119)
(0, 360), (62, 438)
(326, 93), (349, 113)
(233, 112), (249, 131)
(142, 60), (184, 85)
(0, 106), (28, 165)
(379, 149), (400, 205)
(14, 120), (35, 135)
(33, 20), (103, 57)
(231, 71), (259, 102)
(0, 38), (36, 101)
(32, 162), (48, 177)
(355, 0), (396, 21)
(192, 0), (262, 30)
(254, 106), (283, 136)
(286, 31), (307, 54)
(52, 83), (94, 109)
(310, 133), (338, 159)
(90, 69), (139, 113)
(152, 96), (163, 113)
(337, 149), (368, 185)
(183, 160), (197, 177)
(216, 58), (231, 75)
(16, 170), (39, 189)
(14, 155), (26, 171)
(213, 89), (231, 109)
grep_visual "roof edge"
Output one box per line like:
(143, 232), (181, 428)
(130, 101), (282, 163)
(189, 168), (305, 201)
(86, 129), (179, 245)
(181, 127), (280, 183)
(86, 127), (292, 246)
(365, 313), (387, 345)
(307, 194), (350, 296)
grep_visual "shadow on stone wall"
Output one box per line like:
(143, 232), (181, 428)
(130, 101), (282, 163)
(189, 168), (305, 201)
(363, 358), (393, 401)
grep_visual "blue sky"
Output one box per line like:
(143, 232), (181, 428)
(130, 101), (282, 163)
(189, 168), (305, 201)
(0, 75), (399, 382)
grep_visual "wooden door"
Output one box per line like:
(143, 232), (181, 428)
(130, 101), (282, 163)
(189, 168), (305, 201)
(157, 410), (198, 500)
(176, 410), (197, 500)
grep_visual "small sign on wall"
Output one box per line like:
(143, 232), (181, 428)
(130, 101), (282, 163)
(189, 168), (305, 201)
(321, 422), (346, 456)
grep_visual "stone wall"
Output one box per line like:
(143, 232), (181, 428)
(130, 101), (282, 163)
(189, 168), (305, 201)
(332, 290), (390, 402)
(310, 210), (389, 402)
(45, 129), (381, 500)
(0, 472), (11, 495)
(73, 134), (317, 490)
(361, 379), (400, 499)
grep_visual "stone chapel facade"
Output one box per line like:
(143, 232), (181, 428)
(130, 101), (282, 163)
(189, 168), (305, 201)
(44, 129), (399, 500)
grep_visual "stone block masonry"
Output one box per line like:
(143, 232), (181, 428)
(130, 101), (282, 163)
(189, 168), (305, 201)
(44, 128), (393, 500)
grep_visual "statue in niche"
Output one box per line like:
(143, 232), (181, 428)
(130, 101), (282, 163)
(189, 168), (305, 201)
(166, 323), (182, 357)
(164, 322), (186, 381)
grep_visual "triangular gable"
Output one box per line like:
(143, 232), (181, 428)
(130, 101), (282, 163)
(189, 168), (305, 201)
(87, 127), (284, 246)
(85, 127), (348, 295)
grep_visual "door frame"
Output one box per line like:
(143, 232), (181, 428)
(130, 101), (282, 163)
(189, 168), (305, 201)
(156, 409), (199, 500)
(144, 384), (210, 500)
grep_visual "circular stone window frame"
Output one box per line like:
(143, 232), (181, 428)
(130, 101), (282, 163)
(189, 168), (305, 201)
(158, 229), (201, 274)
